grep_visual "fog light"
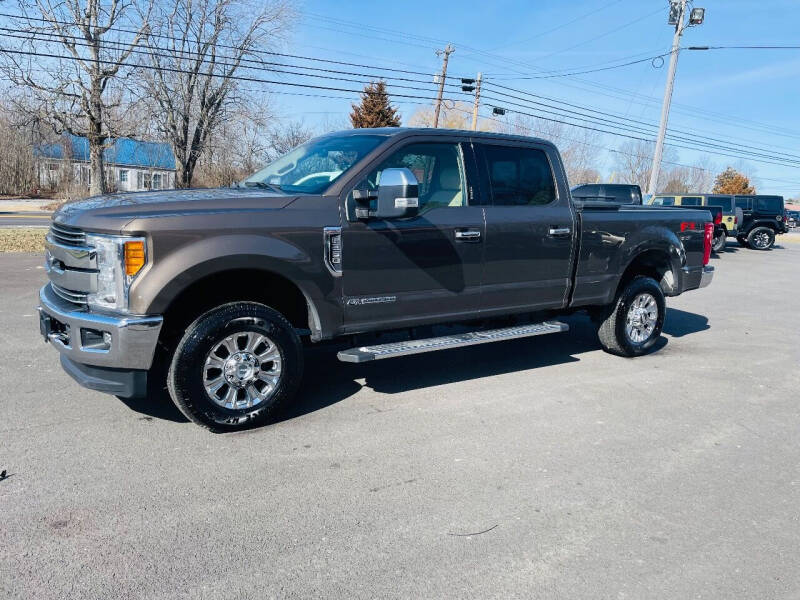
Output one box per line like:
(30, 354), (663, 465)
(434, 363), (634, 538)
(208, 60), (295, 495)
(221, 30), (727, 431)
(81, 328), (112, 350)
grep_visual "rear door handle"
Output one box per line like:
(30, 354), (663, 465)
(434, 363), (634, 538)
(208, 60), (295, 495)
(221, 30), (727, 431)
(455, 229), (481, 241)
(548, 227), (572, 238)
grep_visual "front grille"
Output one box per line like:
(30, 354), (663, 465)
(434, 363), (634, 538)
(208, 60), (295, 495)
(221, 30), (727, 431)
(50, 223), (86, 246)
(51, 283), (88, 306)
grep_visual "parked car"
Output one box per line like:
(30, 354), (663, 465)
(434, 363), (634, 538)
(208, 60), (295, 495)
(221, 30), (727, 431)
(38, 128), (714, 431)
(648, 194), (742, 242)
(734, 195), (787, 249)
(786, 210), (799, 229)
(648, 198), (725, 253)
(571, 183), (643, 205)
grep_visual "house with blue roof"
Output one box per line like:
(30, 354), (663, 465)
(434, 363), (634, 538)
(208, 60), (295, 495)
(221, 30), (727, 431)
(36, 134), (176, 192)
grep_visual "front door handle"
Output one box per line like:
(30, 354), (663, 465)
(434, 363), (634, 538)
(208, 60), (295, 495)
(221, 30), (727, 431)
(455, 229), (482, 241)
(548, 227), (572, 238)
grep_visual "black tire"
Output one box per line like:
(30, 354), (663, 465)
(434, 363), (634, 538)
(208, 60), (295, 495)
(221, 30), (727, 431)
(712, 230), (726, 253)
(747, 226), (775, 250)
(736, 234), (749, 248)
(167, 302), (303, 432)
(597, 276), (665, 357)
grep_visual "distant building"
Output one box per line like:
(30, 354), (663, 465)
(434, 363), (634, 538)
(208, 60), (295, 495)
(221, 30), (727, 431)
(36, 134), (176, 192)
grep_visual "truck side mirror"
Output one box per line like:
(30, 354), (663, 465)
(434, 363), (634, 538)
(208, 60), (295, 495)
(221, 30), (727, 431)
(374, 168), (419, 219)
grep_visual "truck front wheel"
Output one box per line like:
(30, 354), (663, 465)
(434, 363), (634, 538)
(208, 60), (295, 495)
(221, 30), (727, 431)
(167, 302), (303, 432)
(597, 276), (665, 357)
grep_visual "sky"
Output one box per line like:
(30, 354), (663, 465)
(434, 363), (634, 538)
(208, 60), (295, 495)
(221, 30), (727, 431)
(273, 0), (800, 196)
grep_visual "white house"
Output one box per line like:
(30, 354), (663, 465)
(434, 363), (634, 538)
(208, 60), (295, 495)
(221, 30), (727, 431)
(36, 134), (176, 192)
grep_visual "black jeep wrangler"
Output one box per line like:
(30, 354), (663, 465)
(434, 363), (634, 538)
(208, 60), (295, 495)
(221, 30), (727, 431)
(734, 195), (788, 250)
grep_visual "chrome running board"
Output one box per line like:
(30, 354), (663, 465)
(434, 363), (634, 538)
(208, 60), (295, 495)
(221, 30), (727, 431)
(337, 321), (569, 363)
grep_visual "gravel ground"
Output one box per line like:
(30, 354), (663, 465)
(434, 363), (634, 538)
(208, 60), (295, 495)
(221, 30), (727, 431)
(1, 238), (799, 599)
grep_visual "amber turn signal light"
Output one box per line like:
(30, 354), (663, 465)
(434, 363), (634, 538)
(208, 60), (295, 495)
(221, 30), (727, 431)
(124, 240), (146, 276)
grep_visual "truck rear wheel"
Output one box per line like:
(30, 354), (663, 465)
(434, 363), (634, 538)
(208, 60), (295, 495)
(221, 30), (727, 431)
(712, 230), (726, 253)
(747, 226), (775, 250)
(167, 302), (303, 432)
(597, 276), (665, 357)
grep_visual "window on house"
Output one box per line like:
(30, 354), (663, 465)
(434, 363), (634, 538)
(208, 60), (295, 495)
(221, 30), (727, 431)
(152, 173), (162, 190)
(119, 170), (128, 183)
(136, 171), (143, 190)
(144, 173), (152, 190)
(48, 163), (59, 172)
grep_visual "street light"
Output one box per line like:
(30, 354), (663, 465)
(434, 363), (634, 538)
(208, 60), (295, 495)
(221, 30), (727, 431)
(689, 8), (705, 25)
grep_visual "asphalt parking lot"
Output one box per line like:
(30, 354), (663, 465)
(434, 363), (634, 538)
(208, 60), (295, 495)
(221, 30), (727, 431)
(2, 236), (799, 599)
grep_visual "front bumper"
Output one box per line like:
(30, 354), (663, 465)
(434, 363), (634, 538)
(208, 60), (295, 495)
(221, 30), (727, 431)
(680, 265), (714, 292)
(38, 283), (163, 370)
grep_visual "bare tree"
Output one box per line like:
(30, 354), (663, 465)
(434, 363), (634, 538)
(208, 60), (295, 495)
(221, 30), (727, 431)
(0, 0), (151, 195)
(501, 114), (601, 185)
(613, 140), (655, 191)
(140, 0), (290, 188)
(266, 119), (313, 160)
(0, 100), (41, 195)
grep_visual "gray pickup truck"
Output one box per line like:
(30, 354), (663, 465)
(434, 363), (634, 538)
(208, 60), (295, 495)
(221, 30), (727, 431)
(38, 128), (714, 431)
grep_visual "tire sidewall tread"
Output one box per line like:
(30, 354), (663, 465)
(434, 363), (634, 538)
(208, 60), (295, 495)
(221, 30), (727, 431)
(167, 302), (303, 432)
(747, 226), (775, 250)
(597, 276), (665, 357)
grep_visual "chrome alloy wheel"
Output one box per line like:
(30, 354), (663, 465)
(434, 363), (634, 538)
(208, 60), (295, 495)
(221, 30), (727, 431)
(203, 331), (283, 409)
(625, 293), (658, 344)
(752, 230), (771, 249)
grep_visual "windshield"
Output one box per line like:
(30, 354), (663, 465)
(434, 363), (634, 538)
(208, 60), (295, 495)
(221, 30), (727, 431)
(243, 134), (386, 194)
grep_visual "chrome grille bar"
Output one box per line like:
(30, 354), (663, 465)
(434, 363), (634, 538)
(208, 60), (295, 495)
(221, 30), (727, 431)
(50, 223), (86, 246)
(51, 283), (88, 306)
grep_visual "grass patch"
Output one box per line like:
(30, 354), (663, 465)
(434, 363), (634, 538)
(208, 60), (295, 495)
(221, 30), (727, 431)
(0, 228), (47, 252)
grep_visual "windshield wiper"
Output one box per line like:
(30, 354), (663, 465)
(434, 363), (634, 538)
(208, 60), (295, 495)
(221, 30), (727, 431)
(243, 181), (284, 194)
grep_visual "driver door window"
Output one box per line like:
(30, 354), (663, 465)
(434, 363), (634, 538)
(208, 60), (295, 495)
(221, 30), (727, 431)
(363, 142), (467, 213)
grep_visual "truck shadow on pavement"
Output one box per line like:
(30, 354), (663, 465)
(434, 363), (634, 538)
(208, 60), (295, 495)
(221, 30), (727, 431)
(119, 308), (709, 426)
(278, 307), (708, 424)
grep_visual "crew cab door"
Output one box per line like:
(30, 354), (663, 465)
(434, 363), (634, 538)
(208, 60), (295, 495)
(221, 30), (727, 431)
(473, 140), (575, 313)
(339, 138), (485, 331)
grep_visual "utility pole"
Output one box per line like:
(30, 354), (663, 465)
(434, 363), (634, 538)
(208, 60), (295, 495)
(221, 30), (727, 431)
(471, 72), (482, 131)
(433, 44), (454, 128)
(647, 1), (705, 196)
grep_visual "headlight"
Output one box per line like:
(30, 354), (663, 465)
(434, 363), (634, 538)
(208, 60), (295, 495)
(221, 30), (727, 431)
(85, 234), (147, 312)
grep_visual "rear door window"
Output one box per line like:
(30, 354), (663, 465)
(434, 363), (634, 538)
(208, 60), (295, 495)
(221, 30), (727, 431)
(706, 196), (733, 212)
(681, 196), (702, 206)
(735, 196), (752, 210)
(652, 196), (675, 206)
(482, 145), (556, 206)
(754, 196), (783, 213)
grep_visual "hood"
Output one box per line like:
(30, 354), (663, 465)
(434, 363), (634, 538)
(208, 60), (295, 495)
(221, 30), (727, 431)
(53, 188), (297, 233)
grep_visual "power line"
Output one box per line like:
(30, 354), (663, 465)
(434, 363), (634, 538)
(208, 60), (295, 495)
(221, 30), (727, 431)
(0, 47), (454, 103)
(487, 82), (800, 160)
(291, 11), (800, 142)
(477, 97), (800, 170)
(532, 6), (664, 63)
(6, 31), (800, 170)
(0, 29), (462, 99)
(485, 0), (627, 51)
(0, 11), (461, 81)
(493, 51), (672, 79)
(453, 104), (800, 188)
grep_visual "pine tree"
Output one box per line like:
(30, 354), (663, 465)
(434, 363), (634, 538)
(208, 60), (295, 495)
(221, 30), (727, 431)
(712, 167), (755, 195)
(349, 81), (401, 128)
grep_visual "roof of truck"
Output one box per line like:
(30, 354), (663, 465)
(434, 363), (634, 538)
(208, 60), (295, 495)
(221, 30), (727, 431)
(323, 127), (556, 147)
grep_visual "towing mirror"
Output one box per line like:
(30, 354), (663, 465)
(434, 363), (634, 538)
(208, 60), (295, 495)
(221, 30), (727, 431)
(374, 168), (419, 219)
